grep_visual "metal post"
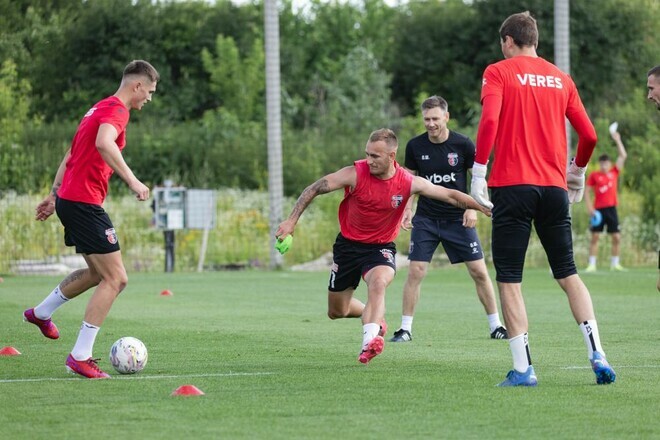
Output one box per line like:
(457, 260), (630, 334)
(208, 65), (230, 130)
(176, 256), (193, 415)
(554, 0), (571, 156)
(164, 230), (175, 273)
(265, 0), (284, 268)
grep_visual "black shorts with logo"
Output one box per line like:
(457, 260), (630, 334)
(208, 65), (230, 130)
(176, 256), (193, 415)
(55, 197), (120, 255)
(589, 206), (620, 233)
(408, 215), (484, 264)
(328, 233), (397, 292)
(491, 185), (577, 283)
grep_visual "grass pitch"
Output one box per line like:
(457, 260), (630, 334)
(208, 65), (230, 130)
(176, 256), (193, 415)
(1, 266), (658, 439)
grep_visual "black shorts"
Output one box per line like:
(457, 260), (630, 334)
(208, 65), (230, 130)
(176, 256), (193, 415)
(408, 215), (484, 264)
(56, 197), (120, 255)
(590, 206), (619, 233)
(491, 185), (577, 283)
(328, 233), (397, 292)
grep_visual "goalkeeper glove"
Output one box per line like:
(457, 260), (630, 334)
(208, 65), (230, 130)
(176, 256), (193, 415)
(566, 158), (587, 204)
(470, 163), (493, 210)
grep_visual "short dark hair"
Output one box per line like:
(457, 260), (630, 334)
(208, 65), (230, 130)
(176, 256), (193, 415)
(598, 154), (611, 162)
(421, 95), (448, 112)
(500, 11), (538, 48)
(123, 60), (160, 83)
(368, 128), (398, 150)
(648, 65), (660, 78)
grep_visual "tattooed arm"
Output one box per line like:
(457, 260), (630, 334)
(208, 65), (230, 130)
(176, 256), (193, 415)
(36, 148), (71, 221)
(411, 175), (491, 217)
(276, 166), (357, 239)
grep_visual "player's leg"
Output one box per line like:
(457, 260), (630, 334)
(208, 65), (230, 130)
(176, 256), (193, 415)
(24, 198), (103, 339)
(66, 251), (127, 379)
(464, 259), (506, 338)
(391, 260), (428, 342)
(392, 215), (437, 342)
(607, 208), (625, 270)
(327, 233), (364, 319)
(586, 231), (600, 272)
(443, 222), (506, 339)
(62, 201), (124, 378)
(538, 187), (615, 384)
(359, 263), (396, 364)
(491, 186), (537, 386)
(327, 289), (362, 319)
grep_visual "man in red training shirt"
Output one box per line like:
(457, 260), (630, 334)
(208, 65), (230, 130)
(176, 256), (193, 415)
(25, 60), (159, 379)
(276, 128), (491, 364)
(471, 12), (615, 386)
(584, 126), (628, 272)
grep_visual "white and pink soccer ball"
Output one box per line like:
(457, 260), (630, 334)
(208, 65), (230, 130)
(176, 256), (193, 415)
(109, 337), (148, 374)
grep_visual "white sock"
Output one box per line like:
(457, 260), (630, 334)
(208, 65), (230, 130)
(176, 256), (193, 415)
(487, 313), (502, 332)
(401, 315), (413, 332)
(362, 323), (380, 350)
(71, 321), (100, 360)
(579, 320), (604, 359)
(34, 285), (69, 320)
(611, 256), (620, 267)
(509, 333), (531, 373)
(588, 256), (597, 266)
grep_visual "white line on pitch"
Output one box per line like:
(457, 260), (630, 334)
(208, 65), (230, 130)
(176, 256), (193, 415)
(0, 371), (275, 384)
(561, 365), (660, 370)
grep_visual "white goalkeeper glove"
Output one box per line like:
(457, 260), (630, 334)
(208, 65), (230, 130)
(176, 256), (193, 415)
(566, 158), (587, 204)
(470, 162), (493, 210)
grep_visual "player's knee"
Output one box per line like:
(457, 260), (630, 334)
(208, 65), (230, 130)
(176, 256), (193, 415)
(408, 264), (427, 281)
(104, 272), (128, 294)
(468, 264), (489, 282)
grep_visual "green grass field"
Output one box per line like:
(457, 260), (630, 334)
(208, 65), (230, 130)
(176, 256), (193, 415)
(1, 266), (658, 439)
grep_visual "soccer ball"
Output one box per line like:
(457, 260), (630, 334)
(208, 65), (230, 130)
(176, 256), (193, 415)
(109, 337), (148, 374)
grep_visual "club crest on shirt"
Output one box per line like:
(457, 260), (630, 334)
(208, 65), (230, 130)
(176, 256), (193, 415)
(447, 152), (459, 167)
(391, 195), (404, 208)
(380, 249), (394, 264)
(105, 228), (118, 244)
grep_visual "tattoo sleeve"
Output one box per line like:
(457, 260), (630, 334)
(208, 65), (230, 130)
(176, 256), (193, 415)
(59, 269), (88, 290)
(289, 178), (331, 220)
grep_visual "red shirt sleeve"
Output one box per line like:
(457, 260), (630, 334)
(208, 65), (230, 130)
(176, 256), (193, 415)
(568, 110), (597, 167)
(565, 86), (597, 167)
(475, 94), (503, 165)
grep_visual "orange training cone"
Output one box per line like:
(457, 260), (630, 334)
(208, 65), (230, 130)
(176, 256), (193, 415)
(171, 385), (205, 396)
(0, 346), (21, 356)
(160, 289), (173, 296)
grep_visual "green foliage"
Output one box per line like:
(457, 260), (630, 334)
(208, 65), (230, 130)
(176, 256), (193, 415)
(202, 35), (265, 121)
(0, 59), (39, 192)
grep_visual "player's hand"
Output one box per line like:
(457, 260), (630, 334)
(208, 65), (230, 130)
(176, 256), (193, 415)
(130, 180), (150, 201)
(35, 196), (56, 221)
(401, 208), (413, 231)
(275, 219), (295, 240)
(470, 163), (493, 210)
(566, 158), (587, 204)
(463, 209), (477, 228)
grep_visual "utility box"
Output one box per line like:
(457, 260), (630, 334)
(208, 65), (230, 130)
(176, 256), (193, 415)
(152, 186), (217, 273)
(154, 187), (187, 230)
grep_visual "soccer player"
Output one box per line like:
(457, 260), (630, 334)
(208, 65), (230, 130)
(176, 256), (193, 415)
(584, 127), (627, 272)
(390, 96), (506, 343)
(647, 65), (660, 111)
(276, 128), (491, 364)
(25, 60), (159, 379)
(471, 12), (616, 386)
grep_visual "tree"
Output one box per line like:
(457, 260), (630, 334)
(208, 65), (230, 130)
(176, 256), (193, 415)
(201, 35), (265, 121)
